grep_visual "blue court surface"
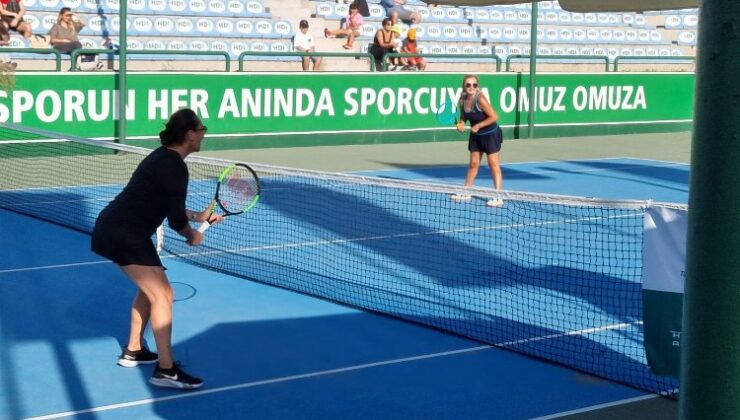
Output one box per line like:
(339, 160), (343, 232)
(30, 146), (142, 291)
(0, 158), (688, 419)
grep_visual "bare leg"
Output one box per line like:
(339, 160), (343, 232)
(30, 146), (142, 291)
(486, 152), (503, 190)
(125, 290), (151, 351)
(313, 57), (322, 70)
(464, 151), (482, 187)
(301, 56), (310, 71)
(120, 264), (174, 369)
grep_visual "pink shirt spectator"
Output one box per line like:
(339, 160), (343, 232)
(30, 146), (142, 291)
(347, 11), (363, 29)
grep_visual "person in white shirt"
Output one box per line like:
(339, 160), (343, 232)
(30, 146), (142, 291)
(293, 19), (322, 71)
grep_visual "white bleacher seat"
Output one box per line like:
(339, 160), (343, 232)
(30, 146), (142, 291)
(597, 14), (609, 25)
(579, 46), (594, 56)
(445, 44), (460, 54)
(461, 44), (476, 55)
(544, 12), (557, 23)
(441, 25), (458, 41)
(208, 0), (228, 16)
(128, 0), (147, 13)
(8, 36), (28, 48)
(462, 8), (474, 20)
(458, 25), (475, 41)
(646, 47), (658, 56)
(508, 45), (523, 55)
(559, 28), (572, 42)
(24, 14), (41, 33)
(494, 45), (507, 59)
(540, 1), (553, 9)
(195, 17), (215, 35)
(126, 39), (144, 49)
(79, 0), (98, 11)
(612, 29), (625, 43)
(638, 29), (650, 43)
(570, 13), (584, 24)
(473, 8), (489, 22)
(593, 47), (606, 57)
(272, 20), (292, 38)
(429, 7), (445, 21)
(608, 14), (620, 25)
(489, 9), (503, 22)
(544, 28), (558, 42)
(132, 16), (154, 34)
(632, 47), (646, 57)
(334, 3), (349, 19)
(478, 45), (492, 55)
(175, 18), (195, 36)
(360, 23), (376, 38)
(209, 40), (228, 54)
(634, 14), (646, 26)
(446, 8), (464, 22)
(235, 19), (255, 36)
(566, 46), (578, 55)
(517, 10), (530, 24)
(573, 28), (586, 43)
(665, 15), (682, 29)
(253, 19), (273, 37)
(246, 0), (270, 18)
(625, 29), (637, 42)
(650, 30), (663, 43)
(487, 26), (502, 41)
(683, 15), (698, 28)
(550, 46), (564, 55)
(502, 26), (516, 40)
(586, 28), (599, 42)
(516, 27), (530, 41)
(537, 46), (551, 55)
(427, 44), (444, 55)
(231, 41), (248, 57)
(149, 0), (167, 14)
(368, 4), (385, 19)
(620, 47), (633, 56)
(105, 0), (119, 11)
(558, 11), (571, 24)
(226, 0), (245, 15)
(270, 41), (291, 54)
(79, 37), (98, 48)
(315, 3), (334, 18)
(503, 10), (517, 22)
(584, 13), (597, 26)
(671, 48), (685, 56)
(40, 14), (57, 32)
(39, 0), (59, 9)
(154, 17), (177, 35)
(677, 30), (696, 45)
(622, 14), (635, 26)
(600, 29), (612, 42)
(189, 40), (210, 52)
(415, 7), (431, 21)
(169, 0), (187, 15)
(167, 39), (188, 52)
(425, 25), (441, 39)
(215, 18), (235, 36)
(145, 39), (166, 50)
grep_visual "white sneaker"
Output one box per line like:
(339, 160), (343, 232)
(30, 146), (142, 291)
(486, 198), (504, 207)
(450, 194), (472, 201)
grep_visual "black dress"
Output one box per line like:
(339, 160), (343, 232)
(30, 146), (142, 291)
(91, 147), (190, 266)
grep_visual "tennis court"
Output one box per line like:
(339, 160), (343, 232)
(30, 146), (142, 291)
(0, 132), (688, 419)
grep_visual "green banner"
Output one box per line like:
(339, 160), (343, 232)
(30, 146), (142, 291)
(0, 72), (694, 146)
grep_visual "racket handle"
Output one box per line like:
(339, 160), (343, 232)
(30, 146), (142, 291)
(197, 220), (211, 233)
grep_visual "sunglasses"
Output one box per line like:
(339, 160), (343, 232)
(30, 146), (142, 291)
(194, 126), (208, 133)
(465, 83), (478, 88)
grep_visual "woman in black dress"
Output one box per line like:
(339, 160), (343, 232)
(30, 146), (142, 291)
(92, 108), (221, 389)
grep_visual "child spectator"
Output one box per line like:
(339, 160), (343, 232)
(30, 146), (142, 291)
(389, 24), (404, 69)
(293, 19), (322, 71)
(324, 3), (363, 50)
(401, 28), (426, 71)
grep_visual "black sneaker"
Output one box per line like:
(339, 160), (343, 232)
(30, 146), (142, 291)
(117, 347), (159, 368)
(149, 362), (204, 390)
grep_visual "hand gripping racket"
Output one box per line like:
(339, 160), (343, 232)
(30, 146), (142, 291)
(197, 163), (261, 233)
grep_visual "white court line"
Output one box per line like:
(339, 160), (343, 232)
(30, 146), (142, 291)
(23, 321), (639, 420)
(528, 394), (661, 420)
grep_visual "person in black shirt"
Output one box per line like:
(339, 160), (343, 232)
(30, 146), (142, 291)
(92, 108), (222, 389)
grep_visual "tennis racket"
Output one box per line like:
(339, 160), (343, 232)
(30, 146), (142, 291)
(197, 163), (260, 233)
(435, 100), (459, 125)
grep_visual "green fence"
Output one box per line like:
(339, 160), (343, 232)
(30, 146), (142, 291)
(237, 51), (376, 71)
(506, 54), (611, 72)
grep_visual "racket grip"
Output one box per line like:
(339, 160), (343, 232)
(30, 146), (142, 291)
(197, 220), (211, 233)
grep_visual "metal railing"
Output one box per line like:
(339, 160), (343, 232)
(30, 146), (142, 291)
(69, 49), (231, 71)
(380, 53), (502, 72)
(505, 54), (611, 72)
(613, 55), (695, 71)
(0, 48), (62, 71)
(237, 51), (376, 71)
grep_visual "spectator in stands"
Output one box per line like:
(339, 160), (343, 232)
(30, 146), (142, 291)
(324, 3), (362, 50)
(401, 28), (425, 71)
(450, 74), (504, 207)
(370, 18), (395, 71)
(388, 24), (404, 69)
(49, 7), (101, 70)
(0, 0), (32, 43)
(380, 0), (421, 25)
(293, 19), (321, 71)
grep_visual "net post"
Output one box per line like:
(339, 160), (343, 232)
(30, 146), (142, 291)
(680, 0), (740, 417)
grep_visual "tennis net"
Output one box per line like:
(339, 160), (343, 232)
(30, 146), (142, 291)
(0, 123), (682, 396)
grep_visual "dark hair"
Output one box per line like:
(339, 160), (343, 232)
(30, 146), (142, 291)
(299, 19), (308, 28)
(349, 3), (358, 10)
(159, 108), (201, 146)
